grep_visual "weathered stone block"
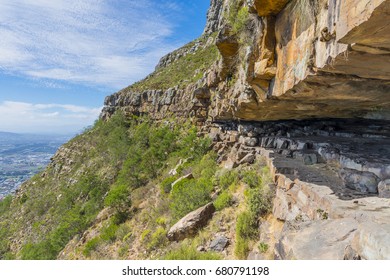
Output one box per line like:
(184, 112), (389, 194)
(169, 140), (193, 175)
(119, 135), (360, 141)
(244, 137), (258, 147)
(339, 169), (380, 193)
(239, 153), (255, 165)
(209, 236), (229, 252)
(378, 179), (390, 198)
(167, 203), (215, 241)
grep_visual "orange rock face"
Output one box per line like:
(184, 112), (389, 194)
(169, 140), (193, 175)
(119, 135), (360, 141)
(253, 0), (290, 16)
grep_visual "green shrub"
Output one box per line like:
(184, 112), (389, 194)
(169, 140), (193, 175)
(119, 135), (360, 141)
(83, 237), (100, 257)
(48, 208), (89, 255)
(169, 152), (217, 220)
(234, 236), (250, 259)
(115, 120), (187, 189)
(112, 211), (129, 225)
(100, 221), (119, 242)
(19, 174), (109, 259)
(236, 211), (257, 240)
(147, 227), (167, 250)
(118, 244), (130, 258)
(155, 216), (167, 226)
(160, 176), (177, 194)
(115, 223), (132, 242)
(234, 211), (257, 259)
(140, 229), (151, 242)
(214, 190), (233, 211)
(247, 187), (273, 217)
(259, 242), (269, 253)
(234, 165), (273, 259)
(217, 170), (240, 190)
(192, 152), (218, 179)
(163, 244), (221, 260)
(93, 112), (131, 165)
(175, 126), (212, 160)
(21, 241), (55, 260)
(20, 193), (28, 204)
(0, 224), (10, 259)
(170, 178), (212, 221)
(260, 166), (271, 179)
(104, 184), (132, 214)
(242, 170), (262, 188)
(316, 209), (329, 220)
(232, 6), (250, 34)
(226, 1), (250, 34)
(3, 252), (15, 260)
(0, 195), (12, 215)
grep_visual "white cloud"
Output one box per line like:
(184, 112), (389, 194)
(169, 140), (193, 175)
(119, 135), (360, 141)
(0, 101), (102, 134)
(0, 0), (182, 88)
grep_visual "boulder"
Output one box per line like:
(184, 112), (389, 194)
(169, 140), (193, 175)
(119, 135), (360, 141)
(224, 158), (238, 170)
(339, 169), (380, 193)
(378, 179), (390, 198)
(241, 137), (258, 147)
(246, 137), (258, 147)
(209, 236), (229, 252)
(167, 203), (216, 241)
(351, 222), (390, 259)
(236, 149), (249, 161)
(293, 151), (318, 165)
(194, 87), (211, 99)
(239, 153), (255, 165)
(208, 132), (220, 142)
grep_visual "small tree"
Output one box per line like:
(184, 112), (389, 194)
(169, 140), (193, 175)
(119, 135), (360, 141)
(105, 184), (132, 223)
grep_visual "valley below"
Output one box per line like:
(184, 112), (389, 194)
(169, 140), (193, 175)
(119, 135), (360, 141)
(0, 132), (70, 199)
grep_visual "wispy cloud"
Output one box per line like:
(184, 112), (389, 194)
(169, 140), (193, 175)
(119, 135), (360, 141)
(0, 0), (183, 88)
(0, 101), (102, 134)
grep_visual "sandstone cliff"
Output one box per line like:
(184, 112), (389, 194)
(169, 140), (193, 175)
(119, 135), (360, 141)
(102, 0), (390, 122)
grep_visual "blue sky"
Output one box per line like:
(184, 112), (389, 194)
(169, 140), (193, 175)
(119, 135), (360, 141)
(0, 0), (210, 134)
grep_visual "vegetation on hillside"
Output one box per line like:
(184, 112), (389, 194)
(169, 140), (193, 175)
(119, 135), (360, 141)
(0, 113), (214, 259)
(235, 167), (273, 259)
(0, 111), (274, 260)
(126, 35), (219, 92)
(226, 1), (250, 35)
